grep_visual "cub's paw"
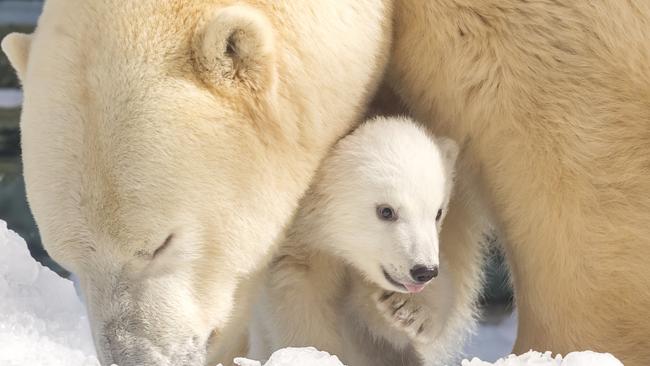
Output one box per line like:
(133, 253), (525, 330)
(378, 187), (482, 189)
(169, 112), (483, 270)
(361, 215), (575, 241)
(374, 291), (434, 342)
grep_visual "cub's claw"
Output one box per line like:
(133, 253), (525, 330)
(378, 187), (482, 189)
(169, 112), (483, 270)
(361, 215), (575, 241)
(374, 291), (433, 342)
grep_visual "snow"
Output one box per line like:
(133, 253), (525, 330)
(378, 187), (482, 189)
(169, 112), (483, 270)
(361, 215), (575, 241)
(234, 347), (344, 366)
(235, 349), (623, 366)
(0, 220), (100, 366)
(462, 351), (623, 366)
(0, 220), (625, 366)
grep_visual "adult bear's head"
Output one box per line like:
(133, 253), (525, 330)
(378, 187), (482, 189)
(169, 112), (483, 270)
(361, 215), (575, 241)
(1, 1), (390, 365)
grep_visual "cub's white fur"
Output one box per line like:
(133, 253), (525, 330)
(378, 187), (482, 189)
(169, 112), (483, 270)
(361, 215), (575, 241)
(249, 117), (483, 366)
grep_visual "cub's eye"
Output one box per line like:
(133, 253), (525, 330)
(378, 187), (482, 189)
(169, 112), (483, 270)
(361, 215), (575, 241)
(436, 209), (443, 221)
(376, 204), (397, 221)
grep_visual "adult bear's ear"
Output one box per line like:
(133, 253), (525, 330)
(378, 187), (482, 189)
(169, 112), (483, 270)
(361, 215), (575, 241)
(193, 5), (276, 94)
(436, 137), (459, 174)
(1, 33), (32, 81)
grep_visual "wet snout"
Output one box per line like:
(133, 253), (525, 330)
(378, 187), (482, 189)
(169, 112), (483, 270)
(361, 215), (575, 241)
(410, 264), (439, 283)
(408, 230), (440, 280)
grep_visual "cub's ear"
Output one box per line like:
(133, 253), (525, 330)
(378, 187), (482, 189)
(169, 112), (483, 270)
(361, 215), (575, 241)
(436, 136), (459, 173)
(194, 5), (276, 93)
(1, 33), (32, 81)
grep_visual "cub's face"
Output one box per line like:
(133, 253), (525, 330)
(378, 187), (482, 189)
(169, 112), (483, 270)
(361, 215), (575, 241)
(314, 119), (458, 294)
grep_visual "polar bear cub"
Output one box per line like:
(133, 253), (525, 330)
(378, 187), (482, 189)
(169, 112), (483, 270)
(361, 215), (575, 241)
(248, 116), (467, 366)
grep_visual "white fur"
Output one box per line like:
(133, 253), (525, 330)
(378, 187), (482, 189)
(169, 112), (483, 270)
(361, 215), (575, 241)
(5, 1), (643, 364)
(1, 1), (391, 365)
(249, 117), (482, 366)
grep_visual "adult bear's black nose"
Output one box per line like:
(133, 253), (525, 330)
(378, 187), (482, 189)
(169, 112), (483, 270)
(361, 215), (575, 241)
(410, 265), (438, 283)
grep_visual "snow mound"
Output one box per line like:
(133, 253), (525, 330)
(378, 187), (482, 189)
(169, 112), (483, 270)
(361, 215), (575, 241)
(462, 350), (622, 366)
(0, 220), (100, 366)
(234, 347), (344, 366)
(234, 348), (623, 366)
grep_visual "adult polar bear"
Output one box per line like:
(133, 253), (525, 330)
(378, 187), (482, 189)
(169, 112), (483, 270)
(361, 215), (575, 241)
(2, 0), (650, 366)
(1, 0), (392, 365)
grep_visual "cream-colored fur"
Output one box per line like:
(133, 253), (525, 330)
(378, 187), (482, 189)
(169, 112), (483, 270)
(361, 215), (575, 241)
(249, 117), (486, 366)
(387, 2), (650, 365)
(1, 1), (391, 365)
(5, 0), (647, 364)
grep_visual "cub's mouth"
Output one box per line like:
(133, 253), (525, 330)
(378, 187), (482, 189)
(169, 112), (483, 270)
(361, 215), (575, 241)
(381, 266), (427, 293)
(382, 266), (406, 292)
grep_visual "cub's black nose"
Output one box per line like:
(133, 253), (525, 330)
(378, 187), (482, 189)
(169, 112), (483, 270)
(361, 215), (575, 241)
(410, 265), (438, 283)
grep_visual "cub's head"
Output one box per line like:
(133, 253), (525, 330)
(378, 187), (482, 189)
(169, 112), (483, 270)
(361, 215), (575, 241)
(308, 117), (458, 293)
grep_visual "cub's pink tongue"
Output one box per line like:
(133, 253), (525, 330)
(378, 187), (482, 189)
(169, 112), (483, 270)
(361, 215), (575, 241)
(404, 283), (426, 293)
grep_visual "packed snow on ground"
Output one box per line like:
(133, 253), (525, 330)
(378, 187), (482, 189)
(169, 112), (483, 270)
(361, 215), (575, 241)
(234, 347), (344, 366)
(0, 221), (100, 366)
(0, 220), (625, 366)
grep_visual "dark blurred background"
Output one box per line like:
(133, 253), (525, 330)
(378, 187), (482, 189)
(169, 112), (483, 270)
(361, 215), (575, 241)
(0, 0), (512, 308)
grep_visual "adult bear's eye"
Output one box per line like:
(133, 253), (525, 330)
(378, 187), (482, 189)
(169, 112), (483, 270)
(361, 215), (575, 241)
(153, 234), (174, 258)
(436, 209), (443, 221)
(376, 204), (397, 222)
